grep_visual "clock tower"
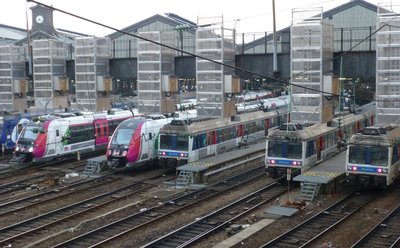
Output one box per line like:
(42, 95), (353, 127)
(31, 4), (56, 35)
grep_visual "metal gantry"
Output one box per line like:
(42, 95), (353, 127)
(137, 31), (176, 114)
(32, 39), (68, 110)
(290, 8), (334, 123)
(75, 37), (111, 112)
(376, 3), (400, 125)
(195, 16), (236, 118)
(0, 45), (26, 111)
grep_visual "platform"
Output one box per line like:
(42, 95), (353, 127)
(177, 142), (265, 172)
(293, 151), (346, 184)
(175, 142), (266, 185)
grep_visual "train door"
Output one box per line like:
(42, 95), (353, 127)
(145, 122), (155, 159)
(54, 122), (63, 156)
(94, 118), (108, 146)
(316, 136), (324, 161)
(207, 130), (217, 156)
(265, 119), (270, 136)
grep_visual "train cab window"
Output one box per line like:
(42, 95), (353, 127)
(268, 140), (301, 159)
(160, 135), (171, 149)
(369, 146), (388, 166)
(348, 146), (365, 164)
(287, 142), (302, 159)
(176, 135), (188, 151)
(267, 140), (283, 157)
(19, 123), (42, 142)
(112, 128), (134, 145)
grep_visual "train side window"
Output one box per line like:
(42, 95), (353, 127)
(199, 133), (205, 149)
(149, 133), (152, 140)
(56, 130), (59, 137)
(393, 146), (400, 164)
(306, 140), (315, 157)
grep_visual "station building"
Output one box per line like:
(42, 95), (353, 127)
(0, 0), (380, 111)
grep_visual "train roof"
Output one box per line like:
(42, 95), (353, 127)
(268, 122), (336, 141)
(348, 126), (400, 146)
(160, 108), (287, 135)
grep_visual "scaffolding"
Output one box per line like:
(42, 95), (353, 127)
(196, 16), (236, 118)
(32, 39), (68, 110)
(0, 45), (26, 112)
(75, 37), (111, 112)
(137, 31), (176, 114)
(376, 3), (400, 125)
(290, 8), (334, 123)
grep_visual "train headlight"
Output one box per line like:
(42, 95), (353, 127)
(28, 147), (33, 152)
(383, 168), (388, 173)
(377, 168), (383, 173)
(122, 151), (128, 157)
(124, 145), (128, 149)
(15, 146), (20, 152)
(351, 166), (357, 171)
(161, 151), (166, 156)
(269, 160), (276, 164)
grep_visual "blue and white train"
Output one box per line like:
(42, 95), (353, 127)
(346, 126), (400, 188)
(158, 107), (288, 167)
(265, 105), (375, 178)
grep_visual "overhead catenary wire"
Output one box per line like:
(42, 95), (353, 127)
(27, 0), (399, 104)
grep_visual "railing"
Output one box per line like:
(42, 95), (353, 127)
(109, 26), (376, 58)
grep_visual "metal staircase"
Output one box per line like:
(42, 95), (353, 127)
(300, 181), (320, 202)
(175, 170), (195, 188)
(81, 157), (104, 176)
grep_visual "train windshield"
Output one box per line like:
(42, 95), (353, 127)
(267, 140), (302, 159)
(19, 122), (43, 143)
(159, 134), (189, 151)
(111, 118), (142, 146)
(349, 146), (388, 166)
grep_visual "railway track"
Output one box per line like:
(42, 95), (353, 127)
(0, 150), (101, 180)
(0, 161), (88, 200)
(140, 182), (286, 248)
(351, 202), (400, 248)
(259, 192), (376, 248)
(0, 174), (56, 198)
(0, 176), (119, 219)
(0, 178), (157, 247)
(51, 166), (276, 247)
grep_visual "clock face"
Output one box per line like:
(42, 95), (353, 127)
(36, 15), (44, 24)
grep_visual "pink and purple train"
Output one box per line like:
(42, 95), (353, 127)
(13, 109), (136, 164)
(106, 111), (196, 171)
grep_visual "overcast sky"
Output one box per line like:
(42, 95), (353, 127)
(0, 0), (388, 37)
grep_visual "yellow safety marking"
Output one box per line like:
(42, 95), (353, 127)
(189, 162), (214, 167)
(303, 171), (342, 178)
